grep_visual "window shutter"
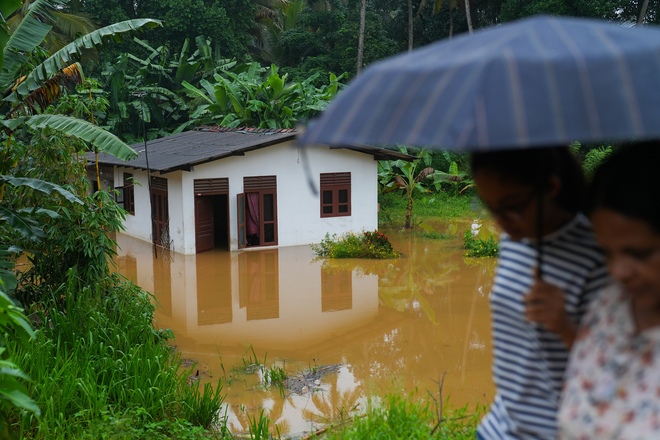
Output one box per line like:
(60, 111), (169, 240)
(320, 172), (350, 186)
(244, 175), (276, 191)
(151, 176), (168, 191)
(194, 178), (229, 195)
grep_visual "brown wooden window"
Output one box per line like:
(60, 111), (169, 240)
(320, 172), (351, 218)
(116, 173), (135, 215)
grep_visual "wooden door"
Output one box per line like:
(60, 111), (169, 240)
(150, 177), (169, 248)
(195, 196), (214, 253)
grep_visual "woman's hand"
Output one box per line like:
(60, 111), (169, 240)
(524, 270), (577, 348)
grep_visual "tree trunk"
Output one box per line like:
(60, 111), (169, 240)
(464, 0), (473, 34)
(637, 0), (650, 25)
(357, 0), (367, 74)
(449, 8), (454, 38)
(408, 0), (413, 51)
(405, 193), (413, 228)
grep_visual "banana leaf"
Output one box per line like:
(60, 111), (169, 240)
(5, 18), (162, 103)
(24, 114), (137, 160)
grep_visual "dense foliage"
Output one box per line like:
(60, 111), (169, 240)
(463, 230), (499, 258)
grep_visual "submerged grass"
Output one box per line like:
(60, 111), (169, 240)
(9, 272), (225, 439)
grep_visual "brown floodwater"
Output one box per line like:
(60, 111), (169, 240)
(113, 225), (497, 437)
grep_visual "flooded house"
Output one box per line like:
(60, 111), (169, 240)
(88, 126), (410, 254)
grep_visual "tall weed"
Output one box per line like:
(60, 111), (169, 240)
(8, 272), (225, 439)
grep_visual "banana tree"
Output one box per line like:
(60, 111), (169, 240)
(379, 147), (434, 229)
(0, 0), (162, 160)
(182, 61), (343, 129)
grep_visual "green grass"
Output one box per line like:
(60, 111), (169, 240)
(8, 272), (225, 439)
(321, 394), (482, 439)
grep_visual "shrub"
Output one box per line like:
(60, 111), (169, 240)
(311, 231), (400, 259)
(463, 231), (499, 258)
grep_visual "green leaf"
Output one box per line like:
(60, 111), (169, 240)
(0, 206), (43, 240)
(1, 175), (81, 203)
(0, 0), (22, 19)
(181, 80), (215, 105)
(0, 386), (40, 415)
(0, 0), (59, 89)
(0, 268), (16, 292)
(25, 114), (137, 160)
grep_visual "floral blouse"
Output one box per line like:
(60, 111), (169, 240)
(558, 284), (660, 439)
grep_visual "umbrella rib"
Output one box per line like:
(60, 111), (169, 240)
(528, 29), (567, 142)
(403, 65), (464, 147)
(379, 69), (436, 145)
(596, 28), (644, 137)
(325, 72), (384, 146)
(503, 48), (529, 146)
(552, 21), (602, 139)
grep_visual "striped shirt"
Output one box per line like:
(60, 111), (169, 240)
(477, 213), (609, 440)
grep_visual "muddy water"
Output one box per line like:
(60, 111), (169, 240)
(114, 227), (496, 437)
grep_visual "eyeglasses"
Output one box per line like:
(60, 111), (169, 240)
(483, 190), (536, 220)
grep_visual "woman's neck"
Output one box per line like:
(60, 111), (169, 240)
(541, 206), (575, 237)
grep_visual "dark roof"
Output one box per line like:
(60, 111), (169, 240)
(89, 127), (414, 174)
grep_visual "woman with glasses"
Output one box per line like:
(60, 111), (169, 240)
(472, 147), (609, 440)
(558, 142), (660, 438)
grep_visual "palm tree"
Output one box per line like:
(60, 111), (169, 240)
(408, 0), (413, 51)
(356, 0), (366, 73)
(464, 0), (472, 33)
(637, 0), (650, 24)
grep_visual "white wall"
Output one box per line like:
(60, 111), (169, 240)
(117, 168), (153, 244)
(112, 140), (379, 254)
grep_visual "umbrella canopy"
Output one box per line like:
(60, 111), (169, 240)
(298, 15), (660, 151)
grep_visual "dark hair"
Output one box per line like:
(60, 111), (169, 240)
(470, 146), (586, 213)
(588, 141), (660, 233)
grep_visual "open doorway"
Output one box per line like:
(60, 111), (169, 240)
(194, 178), (230, 253)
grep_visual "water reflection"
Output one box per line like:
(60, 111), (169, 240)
(114, 229), (496, 437)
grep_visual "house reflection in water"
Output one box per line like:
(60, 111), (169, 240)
(114, 233), (378, 357)
(114, 230), (496, 437)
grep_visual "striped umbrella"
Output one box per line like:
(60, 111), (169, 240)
(298, 15), (660, 151)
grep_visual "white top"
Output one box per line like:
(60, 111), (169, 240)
(559, 284), (660, 439)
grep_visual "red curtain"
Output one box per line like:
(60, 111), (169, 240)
(247, 192), (259, 236)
